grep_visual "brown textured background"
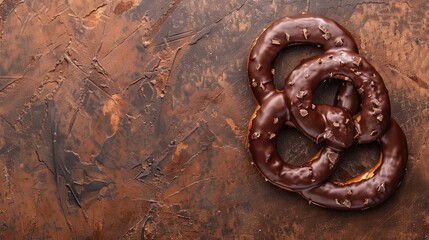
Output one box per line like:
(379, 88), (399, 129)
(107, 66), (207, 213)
(0, 0), (428, 239)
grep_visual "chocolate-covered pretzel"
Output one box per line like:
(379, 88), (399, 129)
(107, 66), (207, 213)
(246, 14), (408, 210)
(247, 14), (360, 190)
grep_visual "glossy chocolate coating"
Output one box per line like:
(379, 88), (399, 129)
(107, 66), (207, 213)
(334, 81), (361, 116)
(247, 14), (359, 190)
(299, 120), (408, 210)
(285, 50), (391, 148)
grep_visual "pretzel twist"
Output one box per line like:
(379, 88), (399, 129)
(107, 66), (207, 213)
(246, 14), (408, 210)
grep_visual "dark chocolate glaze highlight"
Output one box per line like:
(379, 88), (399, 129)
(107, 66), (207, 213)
(334, 81), (361, 116)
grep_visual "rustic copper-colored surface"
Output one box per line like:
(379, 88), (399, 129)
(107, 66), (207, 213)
(0, 0), (428, 239)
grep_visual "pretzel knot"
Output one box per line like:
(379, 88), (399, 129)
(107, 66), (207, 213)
(247, 14), (408, 210)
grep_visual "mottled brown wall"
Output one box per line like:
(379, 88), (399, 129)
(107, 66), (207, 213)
(0, 0), (428, 239)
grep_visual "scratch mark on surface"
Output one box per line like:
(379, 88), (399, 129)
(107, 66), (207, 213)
(133, 123), (201, 180)
(86, 77), (112, 97)
(95, 20), (107, 57)
(92, 58), (113, 82)
(215, 0), (248, 23)
(140, 214), (153, 240)
(64, 53), (88, 75)
(195, 75), (244, 118)
(388, 64), (429, 91)
(0, 114), (15, 130)
(101, 19), (148, 60)
(163, 46), (183, 89)
(157, 29), (197, 46)
(66, 90), (88, 138)
(126, 75), (146, 90)
(165, 176), (218, 199)
(0, 76), (24, 92)
(83, 4), (107, 19)
(47, 98), (75, 232)
(189, 24), (214, 45)
(35, 147), (55, 176)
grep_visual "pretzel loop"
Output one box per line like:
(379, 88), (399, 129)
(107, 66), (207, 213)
(248, 15), (358, 104)
(285, 50), (391, 149)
